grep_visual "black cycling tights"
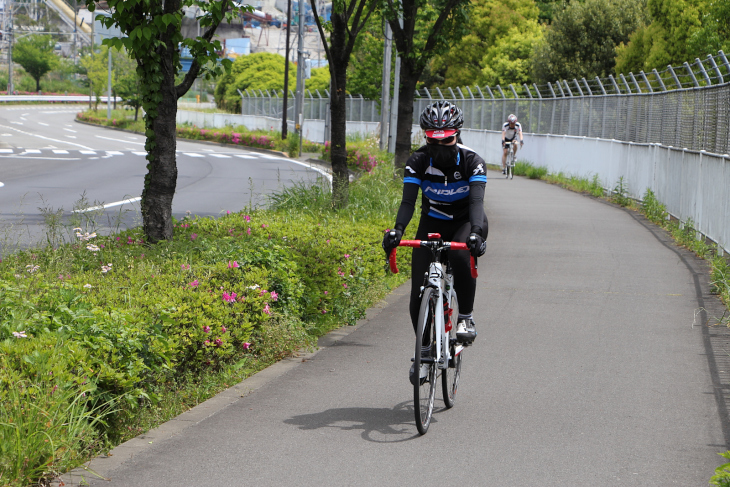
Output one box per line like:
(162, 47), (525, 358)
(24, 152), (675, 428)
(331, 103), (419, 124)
(409, 215), (488, 332)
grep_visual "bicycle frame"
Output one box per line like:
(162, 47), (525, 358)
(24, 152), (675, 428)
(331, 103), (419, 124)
(389, 235), (477, 369)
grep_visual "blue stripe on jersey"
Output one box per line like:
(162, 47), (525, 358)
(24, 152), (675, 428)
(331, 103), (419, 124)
(421, 180), (470, 203)
(469, 175), (487, 183)
(428, 209), (453, 220)
(404, 177), (422, 185)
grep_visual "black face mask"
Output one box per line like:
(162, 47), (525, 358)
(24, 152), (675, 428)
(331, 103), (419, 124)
(428, 143), (459, 168)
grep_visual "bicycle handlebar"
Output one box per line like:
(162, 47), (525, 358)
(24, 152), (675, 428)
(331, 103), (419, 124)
(388, 240), (478, 278)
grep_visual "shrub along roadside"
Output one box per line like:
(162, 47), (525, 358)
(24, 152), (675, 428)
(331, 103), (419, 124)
(0, 164), (416, 486)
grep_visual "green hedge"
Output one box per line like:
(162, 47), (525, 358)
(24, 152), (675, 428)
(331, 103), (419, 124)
(0, 164), (414, 486)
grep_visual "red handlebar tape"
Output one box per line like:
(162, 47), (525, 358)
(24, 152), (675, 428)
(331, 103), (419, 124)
(388, 240), (478, 278)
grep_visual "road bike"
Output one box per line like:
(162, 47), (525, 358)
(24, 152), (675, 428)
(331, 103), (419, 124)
(388, 233), (478, 435)
(504, 141), (517, 179)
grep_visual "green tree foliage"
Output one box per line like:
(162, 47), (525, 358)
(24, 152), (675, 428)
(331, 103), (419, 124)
(12, 34), (59, 92)
(616, 0), (729, 74)
(532, 0), (648, 83)
(80, 46), (137, 109)
(431, 0), (542, 87)
(215, 53), (331, 111)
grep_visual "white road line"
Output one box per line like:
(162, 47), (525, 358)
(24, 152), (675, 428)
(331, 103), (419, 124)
(95, 135), (145, 146)
(0, 149), (13, 153)
(132, 151), (147, 156)
(52, 149), (69, 154)
(0, 182), (4, 188)
(79, 150), (97, 154)
(72, 197), (142, 213)
(64, 128), (77, 133)
(235, 154), (257, 159)
(22, 149), (42, 154)
(183, 153), (204, 157)
(105, 151), (124, 156)
(10, 121), (23, 125)
(209, 154), (231, 158)
(66, 135), (77, 139)
(38, 122), (49, 126)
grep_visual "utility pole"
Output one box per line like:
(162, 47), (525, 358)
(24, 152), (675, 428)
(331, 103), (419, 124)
(282, 0), (291, 139)
(294, 0), (304, 143)
(107, 46), (111, 119)
(379, 20), (392, 151)
(388, 15), (403, 154)
(7, 2), (13, 94)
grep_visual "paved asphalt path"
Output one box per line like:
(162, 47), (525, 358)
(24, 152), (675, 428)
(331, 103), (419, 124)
(62, 163), (730, 485)
(0, 105), (324, 249)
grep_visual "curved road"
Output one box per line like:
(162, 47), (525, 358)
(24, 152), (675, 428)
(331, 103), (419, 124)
(54, 152), (730, 485)
(0, 105), (324, 248)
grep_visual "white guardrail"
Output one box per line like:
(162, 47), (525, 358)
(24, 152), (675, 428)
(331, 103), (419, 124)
(0, 95), (120, 103)
(176, 110), (730, 255)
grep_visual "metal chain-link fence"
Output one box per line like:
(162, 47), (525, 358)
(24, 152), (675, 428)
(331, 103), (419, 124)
(239, 50), (730, 155)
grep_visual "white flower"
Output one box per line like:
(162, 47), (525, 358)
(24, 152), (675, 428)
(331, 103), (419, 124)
(12, 331), (27, 338)
(101, 263), (113, 273)
(247, 284), (260, 290)
(86, 244), (100, 252)
(25, 264), (40, 273)
(75, 229), (97, 241)
(83, 284), (92, 289)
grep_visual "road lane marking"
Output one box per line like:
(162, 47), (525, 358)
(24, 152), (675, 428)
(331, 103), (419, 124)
(132, 151), (147, 156)
(38, 122), (49, 126)
(235, 154), (257, 159)
(183, 153), (204, 157)
(64, 128), (77, 133)
(105, 151), (124, 156)
(0, 149), (13, 153)
(79, 150), (96, 154)
(52, 149), (69, 154)
(72, 197), (142, 213)
(0, 122), (93, 149)
(65, 135), (77, 139)
(209, 154), (231, 158)
(10, 121), (23, 125)
(22, 149), (41, 154)
(0, 182), (4, 188)
(95, 135), (145, 146)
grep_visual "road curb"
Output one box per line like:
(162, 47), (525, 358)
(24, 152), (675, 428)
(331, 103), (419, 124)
(52, 280), (411, 487)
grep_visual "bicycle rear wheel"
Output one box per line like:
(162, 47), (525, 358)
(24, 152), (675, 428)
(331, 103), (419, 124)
(442, 292), (462, 408)
(414, 287), (437, 435)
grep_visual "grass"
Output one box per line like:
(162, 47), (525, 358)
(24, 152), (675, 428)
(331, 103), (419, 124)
(0, 162), (412, 487)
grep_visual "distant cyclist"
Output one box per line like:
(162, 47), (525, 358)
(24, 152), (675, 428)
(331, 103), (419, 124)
(501, 114), (523, 174)
(382, 101), (488, 383)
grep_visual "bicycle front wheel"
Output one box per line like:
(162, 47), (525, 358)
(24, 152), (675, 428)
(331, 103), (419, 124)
(442, 292), (462, 408)
(414, 287), (437, 435)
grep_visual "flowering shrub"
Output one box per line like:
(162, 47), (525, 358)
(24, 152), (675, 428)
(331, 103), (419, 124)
(320, 140), (391, 173)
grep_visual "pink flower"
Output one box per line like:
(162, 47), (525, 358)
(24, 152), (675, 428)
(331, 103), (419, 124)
(261, 224), (268, 229)
(204, 340), (210, 346)
(270, 291), (278, 301)
(226, 210), (231, 214)
(58, 274), (64, 280)
(215, 338), (222, 346)
(243, 342), (251, 350)
(203, 325), (211, 333)
(221, 326), (227, 333)
(190, 233), (198, 241)
(228, 261), (239, 268)
(321, 309), (327, 314)
(189, 280), (199, 287)
(222, 291), (237, 303)
(324, 291), (328, 295)
(244, 215), (251, 222)
(343, 283), (348, 288)
(326, 239), (330, 244)
(181, 264), (190, 270)
(263, 303), (271, 315)
(344, 254), (350, 259)
(247, 228), (251, 235)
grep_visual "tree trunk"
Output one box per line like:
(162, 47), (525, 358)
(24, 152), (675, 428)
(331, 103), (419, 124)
(394, 60), (421, 169)
(141, 36), (178, 243)
(328, 14), (349, 208)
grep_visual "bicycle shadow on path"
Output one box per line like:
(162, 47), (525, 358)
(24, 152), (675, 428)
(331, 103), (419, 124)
(283, 400), (455, 442)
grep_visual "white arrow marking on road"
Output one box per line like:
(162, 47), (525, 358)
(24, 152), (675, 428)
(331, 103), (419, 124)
(72, 197), (142, 213)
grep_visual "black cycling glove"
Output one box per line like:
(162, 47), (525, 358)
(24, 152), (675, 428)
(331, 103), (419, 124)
(501, 140), (505, 148)
(520, 140), (524, 147)
(382, 228), (403, 254)
(467, 233), (487, 258)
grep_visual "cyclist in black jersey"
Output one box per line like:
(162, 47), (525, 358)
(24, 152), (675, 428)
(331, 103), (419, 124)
(383, 101), (488, 366)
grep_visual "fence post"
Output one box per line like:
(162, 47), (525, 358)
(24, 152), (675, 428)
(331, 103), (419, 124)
(684, 62), (700, 87)
(582, 79), (592, 137)
(652, 69), (667, 91)
(533, 83), (542, 99)
(237, 89), (245, 115)
(448, 87), (456, 100)
(719, 51), (730, 78)
(707, 54), (724, 84)
(619, 74), (632, 93)
(629, 72), (642, 93)
(533, 84), (543, 132)
(595, 77), (607, 95)
(424, 87), (432, 99)
(486, 86), (496, 130)
(548, 82), (556, 97)
(667, 65), (682, 89)
(573, 79), (584, 96)
(639, 71), (653, 93)
(608, 74), (621, 94)
(581, 78), (592, 96)
(696, 58), (712, 86)
(436, 87), (444, 99)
